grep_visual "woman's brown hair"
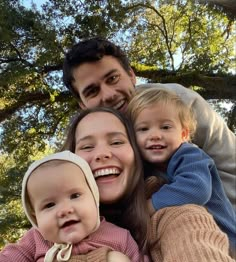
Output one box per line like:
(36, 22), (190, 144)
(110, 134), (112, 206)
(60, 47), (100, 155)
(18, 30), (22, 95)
(62, 107), (150, 252)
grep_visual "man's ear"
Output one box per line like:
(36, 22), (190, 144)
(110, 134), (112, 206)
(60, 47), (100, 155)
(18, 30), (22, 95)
(129, 68), (136, 85)
(79, 100), (87, 110)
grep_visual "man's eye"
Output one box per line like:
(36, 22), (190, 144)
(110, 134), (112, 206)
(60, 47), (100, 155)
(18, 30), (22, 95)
(71, 193), (80, 199)
(44, 202), (55, 209)
(107, 74), (120, 84)
(84, 87), (99, 98)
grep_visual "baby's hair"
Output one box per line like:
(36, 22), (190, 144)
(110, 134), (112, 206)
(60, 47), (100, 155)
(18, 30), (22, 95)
(127, 87), (197, 141)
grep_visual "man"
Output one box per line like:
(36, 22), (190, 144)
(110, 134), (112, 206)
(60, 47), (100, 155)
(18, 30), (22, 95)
(63, 37), (236, 210)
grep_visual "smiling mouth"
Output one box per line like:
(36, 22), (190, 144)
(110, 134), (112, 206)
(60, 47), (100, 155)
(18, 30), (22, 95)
(112, 99), (126, 111)
(147, 145), (166, 150)
(94, 168), (120, 179)
(61, 220), (79, 229)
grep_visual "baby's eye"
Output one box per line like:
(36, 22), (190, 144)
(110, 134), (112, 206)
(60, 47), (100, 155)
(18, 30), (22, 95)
(44, 202), (55, 209)
(70, 193), (80, 199)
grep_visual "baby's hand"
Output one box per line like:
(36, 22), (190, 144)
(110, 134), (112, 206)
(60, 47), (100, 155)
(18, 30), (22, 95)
(107, 251), (131, 262)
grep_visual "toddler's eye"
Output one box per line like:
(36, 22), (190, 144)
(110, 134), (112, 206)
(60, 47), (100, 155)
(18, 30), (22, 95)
(136, 127), (148, 132)
(162, 125), (171, 130)
(71, 193), (80, 199)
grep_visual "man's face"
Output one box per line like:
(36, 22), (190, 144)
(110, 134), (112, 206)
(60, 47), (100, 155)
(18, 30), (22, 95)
(72, 56), (136, 113)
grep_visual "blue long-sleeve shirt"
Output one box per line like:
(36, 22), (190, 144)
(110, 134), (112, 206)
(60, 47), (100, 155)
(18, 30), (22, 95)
(151, 142), (236, 249)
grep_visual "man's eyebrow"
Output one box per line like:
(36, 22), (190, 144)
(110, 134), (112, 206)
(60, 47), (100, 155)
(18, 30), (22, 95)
(104, 69), (117, 78)
(82, 69), (118, 96)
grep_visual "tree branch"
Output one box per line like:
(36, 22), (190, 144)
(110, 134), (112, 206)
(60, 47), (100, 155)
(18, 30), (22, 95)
(133, 68), (236, 99)
(0, 90), (73, 123)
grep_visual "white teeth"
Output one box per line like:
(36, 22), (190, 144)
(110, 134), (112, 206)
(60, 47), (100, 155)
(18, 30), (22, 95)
(94, 168), (120, 178)
(113, 100), (125, 110)
(149, 145), (164, 149)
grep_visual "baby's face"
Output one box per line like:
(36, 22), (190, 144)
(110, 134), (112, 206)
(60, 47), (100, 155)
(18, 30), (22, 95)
(27, 162), (98, 244)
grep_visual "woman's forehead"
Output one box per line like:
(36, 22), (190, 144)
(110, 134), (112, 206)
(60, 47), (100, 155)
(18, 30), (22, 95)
(77, 111), (126, 132)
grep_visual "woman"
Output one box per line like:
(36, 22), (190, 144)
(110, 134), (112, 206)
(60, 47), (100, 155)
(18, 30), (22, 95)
(62, 107), (234, 262)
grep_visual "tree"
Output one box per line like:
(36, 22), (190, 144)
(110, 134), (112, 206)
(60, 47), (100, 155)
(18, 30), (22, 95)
(0, 0), (235, 246)
(202, 0), (236, 14)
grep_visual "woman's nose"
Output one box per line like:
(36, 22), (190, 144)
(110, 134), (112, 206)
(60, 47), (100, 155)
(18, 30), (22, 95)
(95, 149), (112, 162)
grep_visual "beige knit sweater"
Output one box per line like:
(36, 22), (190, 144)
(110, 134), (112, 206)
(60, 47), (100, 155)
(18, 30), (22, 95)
(67, 204), (234, 262)
(149, 204), (234, 262)
(67, 176), (234, 262)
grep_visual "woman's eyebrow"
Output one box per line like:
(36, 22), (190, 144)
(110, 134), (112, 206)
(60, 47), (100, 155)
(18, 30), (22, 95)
(107, 131), (127, 138)
(76, 132), (127, 143)
(76, 135), (93, 144)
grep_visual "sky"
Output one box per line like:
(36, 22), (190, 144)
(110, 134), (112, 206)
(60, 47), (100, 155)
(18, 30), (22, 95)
(22, 0), (45, 9)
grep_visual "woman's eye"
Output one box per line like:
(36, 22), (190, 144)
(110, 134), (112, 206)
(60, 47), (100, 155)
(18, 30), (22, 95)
(71, 193), (80, 199)
(78, 145), (94, 151)
(111, 140), (124, 145)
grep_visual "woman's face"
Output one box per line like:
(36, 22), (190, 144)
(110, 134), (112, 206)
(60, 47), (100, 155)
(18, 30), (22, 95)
(75, 112), (135, 204)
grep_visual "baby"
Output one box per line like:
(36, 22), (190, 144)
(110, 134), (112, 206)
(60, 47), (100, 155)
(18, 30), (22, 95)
(1, 151), (148, 261)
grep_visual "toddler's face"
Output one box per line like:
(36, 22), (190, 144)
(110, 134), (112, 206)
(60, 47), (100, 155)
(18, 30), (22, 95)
(134, 102), (188, 169)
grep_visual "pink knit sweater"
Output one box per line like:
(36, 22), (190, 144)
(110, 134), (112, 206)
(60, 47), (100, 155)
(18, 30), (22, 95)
(0, 217), (149, 262)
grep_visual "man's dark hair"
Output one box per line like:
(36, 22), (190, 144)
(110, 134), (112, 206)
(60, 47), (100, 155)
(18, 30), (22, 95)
(63, 37), (131, 101)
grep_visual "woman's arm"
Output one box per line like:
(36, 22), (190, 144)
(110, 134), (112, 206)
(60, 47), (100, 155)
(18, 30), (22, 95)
(149, 204), (234, 262)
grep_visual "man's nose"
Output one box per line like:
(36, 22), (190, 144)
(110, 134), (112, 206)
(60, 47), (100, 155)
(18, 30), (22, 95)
(100, 84), (117, 103)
